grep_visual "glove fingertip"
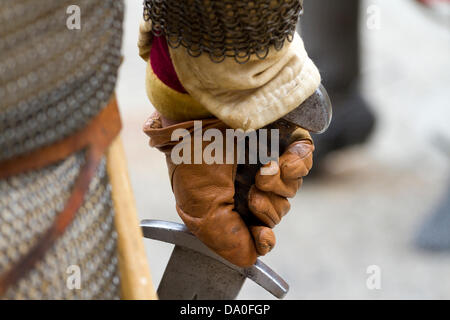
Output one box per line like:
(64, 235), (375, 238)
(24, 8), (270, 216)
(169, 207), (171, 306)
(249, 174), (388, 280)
(250, 226), (276, 256)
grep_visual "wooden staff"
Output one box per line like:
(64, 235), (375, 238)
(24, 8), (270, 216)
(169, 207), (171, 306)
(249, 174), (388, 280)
(106, 136), (158, 300)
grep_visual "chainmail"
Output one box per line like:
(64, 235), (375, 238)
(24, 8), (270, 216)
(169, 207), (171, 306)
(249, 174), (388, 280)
(0, 0), (124, 161)
(0, 153), (120, 300)
(0, 0), (124, 299)
(143, 0), (303, 63)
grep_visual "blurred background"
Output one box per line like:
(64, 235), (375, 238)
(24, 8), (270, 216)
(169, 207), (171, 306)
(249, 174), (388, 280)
(117, 0), (450, 299)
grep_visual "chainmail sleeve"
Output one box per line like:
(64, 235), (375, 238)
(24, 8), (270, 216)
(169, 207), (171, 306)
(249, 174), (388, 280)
(143, 0), (304, 63)
(0, 0), (125, 299)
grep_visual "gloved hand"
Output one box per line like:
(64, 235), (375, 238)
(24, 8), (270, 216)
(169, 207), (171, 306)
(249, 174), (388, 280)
(144, 114), (314, 267)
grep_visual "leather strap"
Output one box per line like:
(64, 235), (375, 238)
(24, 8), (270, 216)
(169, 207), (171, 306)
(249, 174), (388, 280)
(0, 96), (122, 296)
(0, 96), (122, 179)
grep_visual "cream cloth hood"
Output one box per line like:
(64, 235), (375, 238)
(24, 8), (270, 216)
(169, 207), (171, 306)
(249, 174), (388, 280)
(168, 32), (321, 131)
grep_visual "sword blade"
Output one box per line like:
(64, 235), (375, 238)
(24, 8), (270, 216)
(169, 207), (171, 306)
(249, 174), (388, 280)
(158, 246), (245, 300)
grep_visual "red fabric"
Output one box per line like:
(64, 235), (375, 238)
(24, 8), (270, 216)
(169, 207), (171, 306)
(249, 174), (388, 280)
(150, 36), (187, 94)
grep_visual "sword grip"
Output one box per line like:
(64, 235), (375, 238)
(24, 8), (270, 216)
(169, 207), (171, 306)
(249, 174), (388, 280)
(234, 119), (299, 226)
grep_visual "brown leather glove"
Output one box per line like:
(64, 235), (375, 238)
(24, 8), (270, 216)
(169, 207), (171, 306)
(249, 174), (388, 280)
(144, 114), (313, 267)
(144, 114), (261, 267)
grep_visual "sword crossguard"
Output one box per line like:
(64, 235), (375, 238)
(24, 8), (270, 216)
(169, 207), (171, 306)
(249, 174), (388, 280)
(141, 220), (289, 299)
